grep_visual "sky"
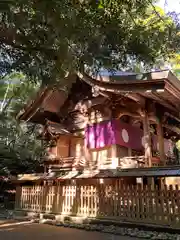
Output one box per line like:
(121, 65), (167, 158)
(157, 0), (180, 13)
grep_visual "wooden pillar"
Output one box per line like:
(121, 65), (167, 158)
(111, 144), (117, 158)
(44, 165), (47, 173)
(111, 144), (118, 168)
(68, 137), (71, 157)
(128, 148), (132, 157)
(84, 141), (91, 168)
(157, 122), (165, 166)
(142, 111), (152, 167)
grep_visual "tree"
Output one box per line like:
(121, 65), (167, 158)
(0, 72), (40, 113)
(0, 73), (45, 176)
(125, 6), (180, 76)
(166, 9), (180, 78)
(0, 0), (179, 85)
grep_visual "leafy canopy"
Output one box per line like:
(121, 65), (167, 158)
(0, 0), (179, 84)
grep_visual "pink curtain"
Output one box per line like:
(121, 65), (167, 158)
(85, 119), (173, 152)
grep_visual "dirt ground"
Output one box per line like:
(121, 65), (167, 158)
(0, 220), (141, 240)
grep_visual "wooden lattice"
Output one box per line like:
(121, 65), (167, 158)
(15, 181), (180, 227)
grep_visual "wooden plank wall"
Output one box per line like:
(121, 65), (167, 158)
(57, 136), (70, 157)
(15, 180), (180, 227)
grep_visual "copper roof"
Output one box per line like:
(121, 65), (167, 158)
(18, 88), (67, 122)
(18, 70), (180, 124)
(77, 70), (180, 117)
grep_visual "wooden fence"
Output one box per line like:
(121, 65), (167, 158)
(15, 180), (180, 227)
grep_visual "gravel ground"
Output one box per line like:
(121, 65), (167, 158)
(0, 220), (141, 240)
(38, 219), (180, 240)
(1, 216), (180, 240)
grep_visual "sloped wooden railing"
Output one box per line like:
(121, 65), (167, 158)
(16, 181), (180, 227)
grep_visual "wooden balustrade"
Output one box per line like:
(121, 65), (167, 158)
(44, 156), (85, 170)
(118, 156), (145, 168)
(44, 154), (179, 171)
(15, 181), (180, 227)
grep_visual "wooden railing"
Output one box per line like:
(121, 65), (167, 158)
(15, 181), (180, 227)
(118, 156), (145, 168)
(44, 154), (179, 171)
(98, 158), (118, 169)
(118, 156), (179, 168)
(44, 156), (86, 170)
(89, 156), (145, 170)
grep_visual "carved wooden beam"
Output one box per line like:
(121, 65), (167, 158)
(165, 81), (180, 102)
(163, 124), (180, 135)
(155, 92), (179, 110)
(148, 116), (158, 123)
(118, 112), (141, 119)
(165, 112), (180, 124)
(124, 93), (145, 106)
(99, 90), (113, 99)
(74, 96), (106, 112)
(145, 112), (180, 136)
(148, 107), (180, 127)
(150, 92), (178, 113)
(116, 106), (141, 119)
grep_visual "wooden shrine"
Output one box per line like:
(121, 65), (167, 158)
(18, 70), (180, 175)
(15, 70), (180, 228)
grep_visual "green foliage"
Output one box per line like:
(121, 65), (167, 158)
(0, 0), (179, 84)
(0, 72), (40, 112)
(0, 117), (44, 175)
(169, 53), (180, 78)
(0, 73), (45, 176)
